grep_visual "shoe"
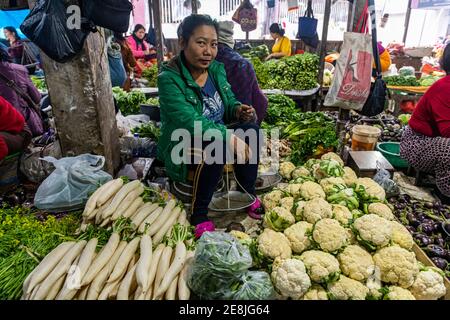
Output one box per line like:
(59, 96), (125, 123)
(247, 197), (264, 220)
(194, 221), (215, 239)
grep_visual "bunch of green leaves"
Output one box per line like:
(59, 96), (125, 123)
(241, 45), (270, 60)
(326, 186), (360, 211)
(145, 97), (159, 106)
(142, 65), (158, 87)
(131, 122), (160, 142)
(112, 87), (147, 116)
(282, 112), (335, 141)
(30, 76), (47, 91)
(250, 57), (270, 89)
(383, 75), (420, 86)
(264, 94), (298, 126)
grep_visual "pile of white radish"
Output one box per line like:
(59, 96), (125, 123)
(23, 223), (195, 300)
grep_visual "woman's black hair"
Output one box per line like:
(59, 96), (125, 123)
(133, 24), (146, 34)
(269, 23), (285, 37)
(177, 14), (219, 42)
(441, 44), (450, 75)
(3, 26), (20, 40)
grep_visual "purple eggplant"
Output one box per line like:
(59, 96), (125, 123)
(424, 244), (447, 258)
(418, 223), (435, 235)
(405, 226), (416, 234)
(407, 213), (421, 227)
(414, 233), (434, 246)
(434, 236), (446, 248)
(431, 257), (449, 270)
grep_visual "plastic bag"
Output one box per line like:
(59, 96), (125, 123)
(34, 154), (112, 211)
(373, 165), (399, 198)
(232, 271), (274, 300)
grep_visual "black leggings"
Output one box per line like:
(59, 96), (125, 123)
(190, 122), (261, 225)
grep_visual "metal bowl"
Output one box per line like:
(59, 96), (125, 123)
(255, 173), (282, 192)
(209, 191), (256, 212)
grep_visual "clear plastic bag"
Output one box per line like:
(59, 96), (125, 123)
(373, 164), (399, 198)
(232, 271), (274, 300)
(34, 154), (112, 211)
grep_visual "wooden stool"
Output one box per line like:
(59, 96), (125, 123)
(347, 151), (394, 179)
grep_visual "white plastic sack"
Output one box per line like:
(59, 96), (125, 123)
(34, 154), (112, 211)
(324, 32), (373, 111)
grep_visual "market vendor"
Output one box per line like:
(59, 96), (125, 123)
(377, 42), (392, 73)
(400, 44), (450, 203)
(265, 23), (292, 60)
(3, 26), (23, 64)
(0, 96), (31, 163)
(127, 24), (157, 62)
(215, 21), (268, 125)
(158, 14), (263, 238)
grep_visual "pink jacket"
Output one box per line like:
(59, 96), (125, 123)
(126, 36), (150, 59)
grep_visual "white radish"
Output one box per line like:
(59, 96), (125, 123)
(165, 276), (178, 300)
(146, 244), (165, 291)
(107, 237), (140, 284)
(45, 274), (66, 300)
(117, 264), (137, 300)
(96, 178), (124, 207)
(178, 251), (195, 300)
(112, 186), (144, 220)
(77, 285), (89, 300)
(81, 233), (120, 286)
(147, 200), (177, 236)
(177, 210), (187, 225)
(102, 180), (141, 219)
(100, 217), (111, 228)
(83, 179), (117, 217)
(144, 286), (153, 300)
(95, 197), (113, 225)
(34, 241), (87, 300)
(26, 242), (75, 295)
(138, 206), (163, 233)
(155, 241), (187, 298)
(56, 238), (98, 300)
(86, 208), (99, 222)
(136, 235), (152, 294)
(121, 197), (144, 220)
(130, 203), (160, 230)
(152, 245), (173, 299)
(22, 267), (36, 299)
(86, 241), (127, 300)
(98, 279), (121, 300)
(29, 284), (41, 300)
(152, 207), (182, 245)
(134, 286), (143, 300)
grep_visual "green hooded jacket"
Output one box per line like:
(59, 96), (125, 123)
(157, 53), (241, 182)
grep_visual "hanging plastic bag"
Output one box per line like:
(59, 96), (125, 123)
(373, 164), (399, 198)
(34, 154), (112, 211)
(238, 1), (258, 33)
(324, 32), (373, 111)
(82, 0), (133, 33)
(20, 0), (93, 63)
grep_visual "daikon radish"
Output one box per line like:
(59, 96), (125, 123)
(147, 200), (177, 236)
(29, 284), (41, 300)
(86, 241), (127, 300)
(117, 264), (137, 300)
(34, 241), (86, 300)
(22, 266), (36, 299)
(165, 276), (178, 300)
(45, 274), (66, 300)
(130, 203), (160, 230)
(77, 285), (89, 300)
(96, 178), (124, 207)
(56, 238), (98, 300)
(112, 186), (144, 220)
(81, 233), (120, 286)
(95, 197), (113, 224)
(152, 207), (182, 245)
(177, 251), (195, 300)
(155, 241), (186, 298)
(102, 180), (141, 219)
(134, 286), (143, 300)
(152, 245), (173, 299)
(83, 179), (116, 217)
(138, 207), (163, 233)
(121, 197), (144, 220)
(100, 217), (111, 228)
(144, 286), (153, 300)
(177, 210), (187, 225)
(26, 242), (75, 295)
(146, 244), (165, 290)
(98, 279), (121, 300)
(107, 237), (140, 284)
(136, 235), (152, 294)
(87, 208), (99, 222)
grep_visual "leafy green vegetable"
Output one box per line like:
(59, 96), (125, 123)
(141, 65), (158, 87)
(419, 75), (440, 87)
(383, 75), (420, 87)
(241, 44), (270, 60)
(112, 87), (147, 116)
(264, 94), (298, 126)
(31, 76), (47, 91)
(327, 187), (360, 211)
(145, 97), (159, 106)
(131, 122), (160, 142)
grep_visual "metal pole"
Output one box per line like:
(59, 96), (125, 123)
(191, 0), (198, 14)
(151, 0), (165, 67)
(347, 0), (356, 32)
(318, 0), (332, 88)
(403, 0), (412, 44)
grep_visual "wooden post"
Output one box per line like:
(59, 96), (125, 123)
(191, 0), (198, 14)
(151, 0), (165, 66)
(403, 0), (412, 44)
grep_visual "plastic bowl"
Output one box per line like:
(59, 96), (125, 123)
(377, 142), (409, 168)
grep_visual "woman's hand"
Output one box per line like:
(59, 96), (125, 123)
(265, 54), (273, 61)
(230, 134), (252, 164)
(236, 104), (256, 122)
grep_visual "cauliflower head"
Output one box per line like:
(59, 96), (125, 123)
(353, 214), (393, 251)
(327, 275), (369, 300)
(258, 229), (292, 260)
(343, 167), (358, 187)
(262, 190), (284, 211)
(292, 200), (307, 222)
(373, 246), (419, 288)
(291, 167), (311, 180)
(390, 221), (414, 250)
(284, 222), (313, 254)
(384, 286), (416, 300)
(279, 197), (294, 212)
(320, 177), (347, 195)
(303, 198), (333, 224)
(302, 285), (329, 300)
(299, 250), (341, 284)
(264, 206), (295, 232)
(338, 245), (375, 282)
(368, 203), (395, 221)
(409, 269), (446, 300)
(321, 152), (344, 166)
(300, 181), (326, 200)
(345, 228), (358, 245)
(280, 162), (296, 180)
(332, 205), (353, 226)
(355, 178), (386, 202)
(312, 219), (348, 253)
(287, 183), (303, 198)
(229, 230), (251, 241)
(271, 258), (311, 299)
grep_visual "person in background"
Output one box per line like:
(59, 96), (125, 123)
(127, 24), (156, 62)
(377, 41), (392, 73)
(400, 44), (450, 204)
(3, 26), (23, 64)
(215, 21), (268, 125)
(158, 14), (263, 238)
(266, 23), (291, 60)
(114, 32), (137, 91)
(0, 96), (32, 163)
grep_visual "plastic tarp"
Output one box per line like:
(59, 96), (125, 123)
(0, 9), (29, 39)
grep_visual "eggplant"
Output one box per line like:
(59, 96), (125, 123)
(434, 236), (446, 248)
(405, 226), (416, 234)
(418, 223), (435, 235)
(431, 257), (449, 270)
(414, 233), (434, 246)
(424, 244), (447, 258)
(407, 213), (421, 227)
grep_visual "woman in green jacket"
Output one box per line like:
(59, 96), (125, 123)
(158, 14), (263, 238)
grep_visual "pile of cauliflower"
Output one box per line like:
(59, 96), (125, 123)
(234, 153), (448, 300)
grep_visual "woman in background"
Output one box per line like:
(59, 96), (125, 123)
(3, 26), (23, 64)
(266, 23), (291, 60)
(114, 32), (137, 91)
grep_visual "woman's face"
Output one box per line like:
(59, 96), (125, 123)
(135, 28), (146, 40)
(270, 32), (278, 40)
(4, 30), (13, 41)
(181, 25), (218, 72)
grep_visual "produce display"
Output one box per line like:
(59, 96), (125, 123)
(112, 87), (147, 116)
(31, 76), (47, 91)
(240, 44), (270, 60)
(131, 122), (161, 142)
(142, 65), (158, 88)
(383, 75), (420, 87)
(145, 97), (159, 106)
(345, 113), (407, 143)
